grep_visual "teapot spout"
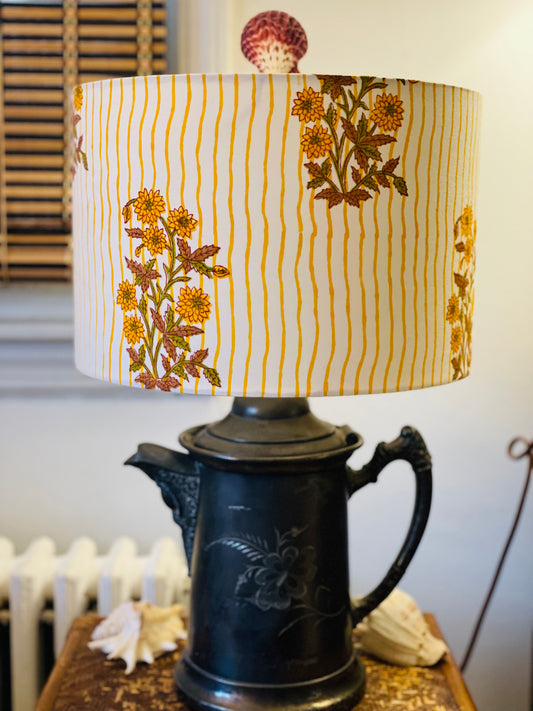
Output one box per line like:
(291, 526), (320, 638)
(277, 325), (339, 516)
(126, 443), (201, 572)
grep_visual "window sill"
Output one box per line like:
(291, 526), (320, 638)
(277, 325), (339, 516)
(0, 283), (159, 398)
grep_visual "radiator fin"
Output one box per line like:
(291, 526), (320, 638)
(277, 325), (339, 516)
(0, 536), (189, 711)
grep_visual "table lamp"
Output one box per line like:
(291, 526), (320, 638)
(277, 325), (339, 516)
(72, 11), (480, 711)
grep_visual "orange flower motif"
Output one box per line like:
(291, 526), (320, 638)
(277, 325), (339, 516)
(176, 285), (211, 324)
(463, 238), (474, 263)
(133, 188), (166, 226)
(143, 225), (166, 256)
(301, 124), (333, 160)
(460, 205), (474, 237)
(167, 206), (198, 239)
(116, 280), (137, 312)
(291, 87), (325, 123)
(446, 295), (460, 323)
(123, 315), (145, 345)
(450, 326), (462, 354)
(73, 85), (83, 113)
(370, 93), (404, 132)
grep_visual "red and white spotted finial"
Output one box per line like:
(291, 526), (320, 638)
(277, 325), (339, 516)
(240, 11), (308, 73)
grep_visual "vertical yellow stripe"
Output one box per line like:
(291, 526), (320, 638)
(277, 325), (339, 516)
(431, 82), (444, 385)
(226, 75), (239, 395)
(339, 202), (352, 394)
(382, 82), (402, 392)
(408, 80), (425, 390)
(98, 82), (106, 380)
(193, 75), (207, 394)
(323, 206), (335, 394)
(82, 85), (90, 372)
(421, 81), (435, 386)
(367, 191), (381, 394)
(242, 74), (257, 396)
(305, 193), (319, 396)
(367, 87), (382, 394)
(126, 77), (135, 385)
(260, 74), (275, 396)
(211, 75), (224, 393)
(127, 78), (134, 202)
(180, 76), (192, 206)
(353, 205), (367, 394)
(382, 157), (397, 390)
(293, 77), (307, 395)
(139, 76), (149, 189)
(461, 89), (469, 210)
(440, 86), (455, 382)
(151, 75), (161, 188)
(116, 79), (125, 384)
(105, 82), (115, 382)
(467, 92), (475, 206)
(89, 85), (96, 376)
(469, 92), (477, 207)
(447, 87), (461, 381)
(178, 75), (192, 393)
(473, 94), (481, 208)
(395, 84), (415, 391)
(276, 75), (291, 396)
(164, 76), (175, 207)
(164, 74), (176, 351)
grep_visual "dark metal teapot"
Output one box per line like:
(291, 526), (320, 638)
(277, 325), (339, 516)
(127, 397), (432, 711)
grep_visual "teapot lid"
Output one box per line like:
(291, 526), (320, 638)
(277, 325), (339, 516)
(179, 398), (362, 473)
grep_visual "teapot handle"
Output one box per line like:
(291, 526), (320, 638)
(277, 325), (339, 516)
(347, 426), (432, 626)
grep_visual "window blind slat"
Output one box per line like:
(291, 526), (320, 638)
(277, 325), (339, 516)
(7, 201), (64, 214)
(7, 245), (71, 265)
(4, 106), (64, 120)
(1, 24), (65, 38)
(8, 233), (69, 245)
(5, 123), (64, 136)
(4, 138), (65, 151)
(4, 89), (64, 103)
(6, 186), (64, 199)
(4, 154), (64, 168)
(3, 170), (64, 183)
(1, 0), (167, 282)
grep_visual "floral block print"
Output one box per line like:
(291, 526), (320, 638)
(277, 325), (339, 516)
(117, 188), (230, 391)
(291, 76), (408, 209)
(72, 85), (87, 176)
(447, 206), (476, 380)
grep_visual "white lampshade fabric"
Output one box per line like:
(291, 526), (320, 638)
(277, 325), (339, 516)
(72, 73), (480, 397)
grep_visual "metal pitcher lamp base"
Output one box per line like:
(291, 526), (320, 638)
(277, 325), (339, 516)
(127, 397), (432, 711)
(174, 653), (366, 711)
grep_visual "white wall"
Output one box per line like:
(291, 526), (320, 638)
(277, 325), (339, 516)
(1, 1), (532, 709)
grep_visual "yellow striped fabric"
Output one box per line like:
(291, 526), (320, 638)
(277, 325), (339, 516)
(72, 74), (481, 397)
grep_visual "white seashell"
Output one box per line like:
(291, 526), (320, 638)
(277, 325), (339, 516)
(354, 588), (448, 667)
(88, 601), (187, 673)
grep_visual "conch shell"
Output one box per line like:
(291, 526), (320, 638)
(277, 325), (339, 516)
(355, 588), (448, 666)
(88, 601), (187, 673)
(240, 11), (308, 73)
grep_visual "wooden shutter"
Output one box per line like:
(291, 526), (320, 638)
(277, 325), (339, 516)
(0, 0), (166, 282)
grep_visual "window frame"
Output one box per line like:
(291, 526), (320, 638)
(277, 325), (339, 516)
(0, 0), (235, 396)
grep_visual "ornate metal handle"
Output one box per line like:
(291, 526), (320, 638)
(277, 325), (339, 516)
(347, 426), (432, 626)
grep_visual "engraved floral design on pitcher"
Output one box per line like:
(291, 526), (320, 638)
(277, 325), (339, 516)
(206, 527), (344, 636)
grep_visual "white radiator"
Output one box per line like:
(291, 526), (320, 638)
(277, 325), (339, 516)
(0, 536), (190, 711)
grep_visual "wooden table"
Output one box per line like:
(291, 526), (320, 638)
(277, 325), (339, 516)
(37, 614), (476, 711)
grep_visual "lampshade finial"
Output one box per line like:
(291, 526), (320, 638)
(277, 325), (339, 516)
(241, 11), (308, 73)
